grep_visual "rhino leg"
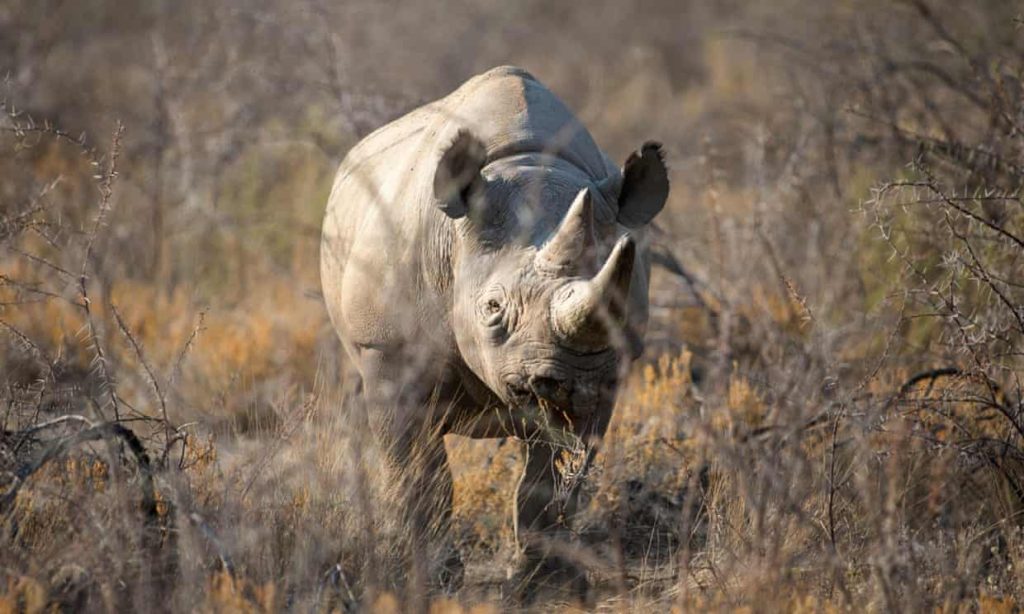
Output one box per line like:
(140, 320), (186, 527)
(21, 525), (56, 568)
(354, 347), (464, 597)
(511, 440), (591, 603)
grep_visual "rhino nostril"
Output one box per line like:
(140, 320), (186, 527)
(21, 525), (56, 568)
(529, 375), (569, 404)
(505, 378), (530, 403)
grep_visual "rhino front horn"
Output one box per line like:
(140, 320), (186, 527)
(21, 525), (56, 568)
(550, 234), (636, 351)
(535, 188), (597, 276)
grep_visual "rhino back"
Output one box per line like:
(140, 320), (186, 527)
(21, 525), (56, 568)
(444, 66), (618, 181)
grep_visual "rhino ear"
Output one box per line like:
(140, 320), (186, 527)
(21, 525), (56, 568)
(615, 141), (669, 228)
(433, 129), (487, 219)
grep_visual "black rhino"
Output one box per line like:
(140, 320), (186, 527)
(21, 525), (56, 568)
(320, 65), (668, 598)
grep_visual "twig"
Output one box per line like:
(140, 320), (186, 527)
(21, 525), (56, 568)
(1, 421), (156, 521)
(111, 303), (174, 460)
(891, 367), (963, 404)
(882, 178), (1024, 251)
(170, 310), (206, 386)
(78, 121), (124, 422)
(11, 414), (95, 437)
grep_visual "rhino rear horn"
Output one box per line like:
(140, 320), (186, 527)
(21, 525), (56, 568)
(550, 234), (636, 351)
(433, 129), (487, 219)
(535, 188), (597, 276)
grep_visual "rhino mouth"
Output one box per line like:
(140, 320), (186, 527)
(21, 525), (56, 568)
(504, 378), (574, 422)
(500, 386), (593, 447)
(453, 385), (601, 445)
(512, 400), (588, 449)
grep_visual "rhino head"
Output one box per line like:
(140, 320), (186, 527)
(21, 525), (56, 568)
(432, 130), (669, 437)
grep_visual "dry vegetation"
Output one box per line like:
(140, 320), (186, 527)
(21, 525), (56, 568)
(2, 0), (1024, 611)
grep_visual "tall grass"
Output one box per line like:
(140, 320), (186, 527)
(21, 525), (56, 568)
(2, 0), (1023, 611)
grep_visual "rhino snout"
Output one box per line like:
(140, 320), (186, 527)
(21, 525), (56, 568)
(528, 374), (572, 408)
(504, 375), (532, 406)
(503, 371), (579, 413)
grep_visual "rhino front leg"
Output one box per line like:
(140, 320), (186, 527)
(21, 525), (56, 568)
(512, 440), (591, 603)
(382, 424), (462, 597)
(355, 347), (463, 599)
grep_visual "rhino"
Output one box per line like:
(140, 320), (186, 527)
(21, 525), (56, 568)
(320, 65), (668, 597)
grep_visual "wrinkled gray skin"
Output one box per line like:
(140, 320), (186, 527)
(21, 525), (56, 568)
(320, 66), (668, 598)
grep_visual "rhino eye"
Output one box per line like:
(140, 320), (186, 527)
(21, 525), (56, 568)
(483, 300), (505, 328)
(477, 288), (509, 330)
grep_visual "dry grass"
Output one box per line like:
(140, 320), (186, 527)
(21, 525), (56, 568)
(2, 0), (1024, 611)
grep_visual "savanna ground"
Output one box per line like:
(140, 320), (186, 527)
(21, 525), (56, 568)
(2, 1), (1024, 611)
